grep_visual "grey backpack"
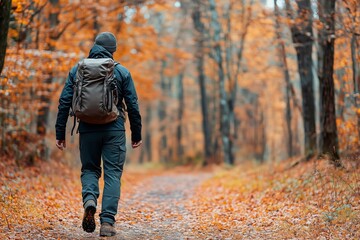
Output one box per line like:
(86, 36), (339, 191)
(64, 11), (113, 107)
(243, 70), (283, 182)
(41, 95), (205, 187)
(71, 58), (119, 129)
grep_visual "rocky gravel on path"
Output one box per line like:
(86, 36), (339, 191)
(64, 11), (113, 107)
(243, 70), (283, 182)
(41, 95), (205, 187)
(116, 173), (212, 240)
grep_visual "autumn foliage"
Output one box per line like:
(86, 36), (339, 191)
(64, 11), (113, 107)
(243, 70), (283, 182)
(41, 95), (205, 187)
(0, 0), (359, 164)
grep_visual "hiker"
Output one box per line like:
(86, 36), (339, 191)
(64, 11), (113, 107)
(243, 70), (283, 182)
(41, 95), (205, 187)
(55, 32), (142, 237)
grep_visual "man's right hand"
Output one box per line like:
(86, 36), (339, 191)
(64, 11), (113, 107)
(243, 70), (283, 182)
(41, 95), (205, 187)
(56, 140), (66, 151)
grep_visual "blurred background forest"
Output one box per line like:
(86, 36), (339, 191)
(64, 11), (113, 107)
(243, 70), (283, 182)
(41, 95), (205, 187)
(0, 0), (359, 166)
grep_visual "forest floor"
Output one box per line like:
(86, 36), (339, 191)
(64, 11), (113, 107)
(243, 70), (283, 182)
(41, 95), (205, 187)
(0, 155), (359, 240)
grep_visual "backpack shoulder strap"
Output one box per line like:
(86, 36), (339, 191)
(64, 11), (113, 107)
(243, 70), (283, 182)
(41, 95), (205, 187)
(114, 62), (124, 80)
(113, 62), (127, 116)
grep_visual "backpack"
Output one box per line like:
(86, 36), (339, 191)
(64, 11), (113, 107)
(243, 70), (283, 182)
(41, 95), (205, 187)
(71, 58), (119, 131)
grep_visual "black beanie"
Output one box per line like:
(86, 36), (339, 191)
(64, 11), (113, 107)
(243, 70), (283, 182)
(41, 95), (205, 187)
(94, 32), (117, 53)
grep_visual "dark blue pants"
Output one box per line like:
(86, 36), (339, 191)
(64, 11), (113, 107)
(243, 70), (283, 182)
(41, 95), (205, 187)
(79, 130), (126, 225)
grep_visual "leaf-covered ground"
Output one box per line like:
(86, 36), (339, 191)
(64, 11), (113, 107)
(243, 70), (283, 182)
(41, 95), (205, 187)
(0, 156), (359, 239)
(188, 158), (360, 239)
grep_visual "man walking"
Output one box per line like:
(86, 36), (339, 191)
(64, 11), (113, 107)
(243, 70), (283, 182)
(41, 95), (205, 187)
(55, 32), (142, 237)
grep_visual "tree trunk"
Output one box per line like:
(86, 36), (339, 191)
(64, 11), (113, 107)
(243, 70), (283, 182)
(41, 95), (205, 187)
(176, 71), (184, 161)
(0, 0), (11, 153)
(93, 6), (100, 39)
(351, 33), (360, 143)
(224, 0), (253, 162)
(0, 0), (11, 75)
(173, 2), (188, 163)
(285, 0), (316, 160)
(192, 2), (213, 165)
(335, 68), (346, 120)
(158, 59), (168, 163)
(274, 0), (293, 158)
(257, 101), (266, 162)
(208, 0), (233, 165)
(145, 105), (152, 162)
(36, 0), (60, 160)
(318, 0), (340, 164)
(139, 104), (153, 164)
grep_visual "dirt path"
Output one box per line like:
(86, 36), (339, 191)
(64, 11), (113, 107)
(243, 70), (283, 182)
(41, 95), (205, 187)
(117, 173), (212, 239)
(49, 172), (212, 240)
(3, 159), (359, 239)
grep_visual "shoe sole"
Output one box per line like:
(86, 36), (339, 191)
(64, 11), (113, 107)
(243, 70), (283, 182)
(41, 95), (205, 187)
(100, 231), (116, 237)
(82, 205), (96, 233)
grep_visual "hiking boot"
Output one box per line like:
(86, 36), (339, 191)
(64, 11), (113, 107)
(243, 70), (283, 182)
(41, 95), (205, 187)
(82, 200), (96, 233)
(100, 222), (116, 237)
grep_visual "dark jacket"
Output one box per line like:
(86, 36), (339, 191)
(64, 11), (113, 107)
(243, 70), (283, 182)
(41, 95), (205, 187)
(55, 44), (142, 142)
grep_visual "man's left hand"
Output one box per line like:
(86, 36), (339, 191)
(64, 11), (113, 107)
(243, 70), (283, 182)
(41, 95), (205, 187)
(132, 140), (142, 149)
(56, 139), (66, 151)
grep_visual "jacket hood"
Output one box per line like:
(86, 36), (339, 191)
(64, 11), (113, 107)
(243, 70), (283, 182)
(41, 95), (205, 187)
(88, 44), (113, 59)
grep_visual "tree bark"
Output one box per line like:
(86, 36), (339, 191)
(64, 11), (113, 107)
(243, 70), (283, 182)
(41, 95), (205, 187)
(192, 2), (213, 165)
(350, 33), (360, 143)
(140, 104), (152, 163)
(285, 0), (316, 159)
(176, 71), (184, 160)
(158, 59), (168, 163)
(0, 0), (12, 75)
(318, 0), (340, 164)
(173, 1), (189, 163)
(0, 0), (11, 154)
(93, 6), (100, 39)
(224, 0), (253, 162)
(274, 0), (293, 157)
(208, 0), (233, 165)
(36, 0), (60, 160)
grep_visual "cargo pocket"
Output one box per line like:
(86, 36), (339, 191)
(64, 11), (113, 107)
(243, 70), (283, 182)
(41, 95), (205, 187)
(118, 143), (126, 168)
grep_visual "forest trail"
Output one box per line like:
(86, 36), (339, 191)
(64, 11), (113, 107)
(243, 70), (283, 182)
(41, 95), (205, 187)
(115, 173), (212, 239)
(0, 160), (213, 240)
(2, 158), (359, 239)
(46, 171), (213, 239)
